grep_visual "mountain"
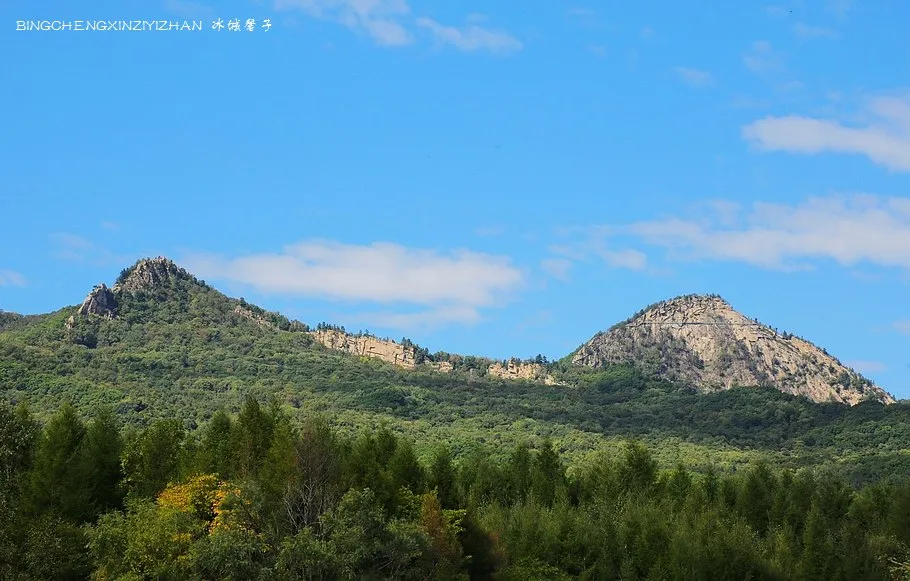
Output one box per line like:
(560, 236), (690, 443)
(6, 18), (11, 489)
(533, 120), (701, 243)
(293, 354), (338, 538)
(3, 257), (910, 484)
(60, 256), (557, 384)
(572, 294), (894, 405)
(14, 258), (899, 407)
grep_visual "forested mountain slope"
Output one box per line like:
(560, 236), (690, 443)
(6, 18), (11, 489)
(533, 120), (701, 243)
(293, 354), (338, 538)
(1, 257), (908, 484)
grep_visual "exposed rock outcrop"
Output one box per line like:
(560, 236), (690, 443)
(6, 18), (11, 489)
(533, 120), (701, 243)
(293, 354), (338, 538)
(113, 256), (196, 293)
(76, 284), (117, 318)
(572, 294), (895, 405)
(233, 305), (279, 330)
(430, 361), (454, 373)
(487, 359), (560, 385)
(309, 329), (419, 368)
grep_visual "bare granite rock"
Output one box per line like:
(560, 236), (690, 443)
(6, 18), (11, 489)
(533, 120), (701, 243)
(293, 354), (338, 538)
(76, 284), (117, 318)
(309, 329), (419, 368)
(113, 256), (192, 293)
(487, 359), (560, 385)
(572, 294), (895, 405)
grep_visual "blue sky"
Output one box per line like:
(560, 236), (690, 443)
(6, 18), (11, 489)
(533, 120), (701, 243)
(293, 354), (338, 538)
(3, 0), (910, 398)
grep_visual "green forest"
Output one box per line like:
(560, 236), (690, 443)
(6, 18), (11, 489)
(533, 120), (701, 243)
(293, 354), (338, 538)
(3, 397), (910, 580)
(3, 262), (910, 579)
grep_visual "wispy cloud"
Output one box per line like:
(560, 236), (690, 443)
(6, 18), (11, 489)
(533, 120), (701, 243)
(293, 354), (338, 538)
(417, 18), (522, 54)
(743, 40), (783, 72)
(540, 258), (573, 282)
(275, 0), (521, 53)
(742, 94), (910, 171)
(183, 240), (525, 329)
(794, 23), (838, 39)
(101, 221), (120, 232)
(674, 66), (713, 87)
(596, 195), (910, 271)
(50, 232), (131, 266)
(354, 305), (483, 331)
(0, 270), (26, 287)
(275, 0), (413, 46)
(894, 320), (910, 335)
(846, 360), (887, 374)
(601, 249), (648, 270)
(515, 310), (553, 332)
(640, 26), (654, 39)
(52, 233), (96, 262)
(548, 235), (648, 274)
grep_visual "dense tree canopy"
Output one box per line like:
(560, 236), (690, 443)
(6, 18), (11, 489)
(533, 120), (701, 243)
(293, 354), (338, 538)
(4, 272), (910, 578)
(3, 399), (910, 580)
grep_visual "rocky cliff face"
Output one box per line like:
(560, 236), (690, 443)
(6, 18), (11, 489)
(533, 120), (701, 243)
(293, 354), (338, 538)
(307, 331), (559, 384)
(61, 258), (896, 402)
(487, 359), (559, 385)
(309, 329), (420, 368)
(113, 256), (196, 293)
(76, 284), (117, 318)
(572, 294), (894, 405)
(233, 305), (279, 330)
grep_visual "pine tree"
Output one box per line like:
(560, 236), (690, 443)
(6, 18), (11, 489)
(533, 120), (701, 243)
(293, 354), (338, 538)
(235, 396), (275, 478)
(77, 408), (124, 516)
(26, 404), (91, 522)
(428, 446), (457, 509)
(530, 439), (564, 507)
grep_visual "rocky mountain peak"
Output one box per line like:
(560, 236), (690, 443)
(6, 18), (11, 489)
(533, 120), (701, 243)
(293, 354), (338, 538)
(113, 256), (198, 293)
(574, 294), (895, 405)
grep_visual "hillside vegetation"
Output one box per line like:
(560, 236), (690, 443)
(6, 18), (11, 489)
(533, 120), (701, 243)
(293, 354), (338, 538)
(2, 399), (910, 579)
(1, 258), (909, 485)
(4, 258), (910, 578)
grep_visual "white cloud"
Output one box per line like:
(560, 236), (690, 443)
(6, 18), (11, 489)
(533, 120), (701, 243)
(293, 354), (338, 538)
(794, 23), (838, 39)
(354, 305), (482, 331)
(600, 249), (648, 270)
(0, 270), (26, 287)
(894, 320), (910, 335)
(275, 0), (521, 52)
(547, 237), (647, 273)
(50, 232), (141, 267)
(540, 258), (573, 281)
(846, 360), (887, 374)
(609, 195), (910, 270)
(416, 17), (522, 54)
(743, 40), (782, 72)
(52, 233), (96, 262)
(515, 309), (552, 332)
(275, 0), (413, 45)
(183, 240), (525, 328)
(674, 66), (713, 87)
(742, 94), (910, 171)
